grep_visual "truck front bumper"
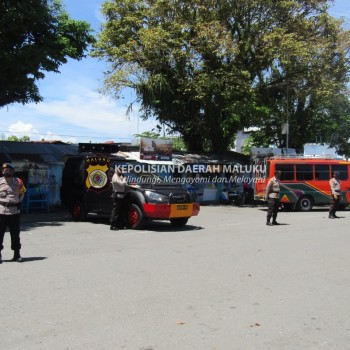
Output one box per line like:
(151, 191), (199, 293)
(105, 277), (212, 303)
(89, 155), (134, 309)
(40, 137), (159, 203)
(143, 202), (200, 219)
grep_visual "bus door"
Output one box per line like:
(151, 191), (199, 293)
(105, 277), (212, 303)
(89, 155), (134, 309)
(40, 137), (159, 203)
(253, 158), (269, 200)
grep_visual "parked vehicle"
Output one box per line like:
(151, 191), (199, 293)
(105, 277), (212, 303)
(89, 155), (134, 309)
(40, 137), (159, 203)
(228, 189), (244, 205)
(220, 187), (244, 205)
(254, 156), (350, 211)
(60, 155), (200, 229)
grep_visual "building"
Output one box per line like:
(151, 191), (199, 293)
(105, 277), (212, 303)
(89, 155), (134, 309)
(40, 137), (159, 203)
(1, 140), (250, 210)
(0, 141), (79, 212)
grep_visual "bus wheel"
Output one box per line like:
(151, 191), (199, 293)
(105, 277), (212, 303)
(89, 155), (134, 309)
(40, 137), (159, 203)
(297, 196), (313, 211)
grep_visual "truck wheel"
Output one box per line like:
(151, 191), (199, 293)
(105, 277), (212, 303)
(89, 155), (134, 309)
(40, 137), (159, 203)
(170, 218), (189, 227)
(127, 203), (145, 229)
(297, 196), (313, 211)
(72, 200), (87, 221)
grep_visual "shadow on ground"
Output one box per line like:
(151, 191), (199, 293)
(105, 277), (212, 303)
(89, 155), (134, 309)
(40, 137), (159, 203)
(2, 257), (47, 263)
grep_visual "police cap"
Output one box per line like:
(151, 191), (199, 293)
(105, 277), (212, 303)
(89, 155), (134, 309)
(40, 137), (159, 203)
(2, 163), (15, 170)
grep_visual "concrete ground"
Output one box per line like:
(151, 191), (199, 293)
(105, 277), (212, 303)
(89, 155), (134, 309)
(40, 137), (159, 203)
(1, 205), (349, 350)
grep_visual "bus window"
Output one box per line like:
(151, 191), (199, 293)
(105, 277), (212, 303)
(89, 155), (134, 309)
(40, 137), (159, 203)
(331, 165), (348, 180)
(296, 164), (313, 181)
(315, 164), (330, 181)
(275, 164), (294, 181)
(255, 160), (267, 179)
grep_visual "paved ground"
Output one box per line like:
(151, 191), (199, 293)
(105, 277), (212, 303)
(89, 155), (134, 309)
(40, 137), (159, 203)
(1, 205), (350, 350)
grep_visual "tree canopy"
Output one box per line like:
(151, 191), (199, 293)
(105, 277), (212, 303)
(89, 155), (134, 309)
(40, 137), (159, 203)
(0, 0), (95, 108)
(93, 0), (350, 154)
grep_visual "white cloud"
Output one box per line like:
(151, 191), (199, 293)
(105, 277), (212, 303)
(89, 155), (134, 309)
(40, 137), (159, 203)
(39, 131), (78, 144)
(0, 84), (158, 143)
(8, 121), (39, 135)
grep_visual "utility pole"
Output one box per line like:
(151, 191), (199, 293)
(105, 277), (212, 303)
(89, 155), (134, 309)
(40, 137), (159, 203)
(286, 85), (289, 152)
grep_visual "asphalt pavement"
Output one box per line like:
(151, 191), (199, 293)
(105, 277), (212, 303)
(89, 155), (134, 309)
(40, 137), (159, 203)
(1, 205), (350, 350)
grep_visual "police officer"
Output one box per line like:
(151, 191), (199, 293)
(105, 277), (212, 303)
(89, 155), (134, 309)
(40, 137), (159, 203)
(110, 168), (127, 230)
(0, 163), (27, 263)
(265, 170), (281, 226)
(329, 171), (341, 219)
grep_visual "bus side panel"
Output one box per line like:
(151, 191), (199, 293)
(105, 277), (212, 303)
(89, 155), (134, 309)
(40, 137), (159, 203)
(279, 182), (330, 206)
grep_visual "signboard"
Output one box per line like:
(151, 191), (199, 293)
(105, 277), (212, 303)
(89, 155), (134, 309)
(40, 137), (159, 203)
(140, 138), (172, 161)
(85, 156), (111, 192)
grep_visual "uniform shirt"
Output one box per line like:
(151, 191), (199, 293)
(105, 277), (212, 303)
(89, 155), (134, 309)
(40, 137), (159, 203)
(329, 177), (341, 196)
(0, 176), (26, 215)
(265, 176), (280, 200)
(111, 173), (127, 198)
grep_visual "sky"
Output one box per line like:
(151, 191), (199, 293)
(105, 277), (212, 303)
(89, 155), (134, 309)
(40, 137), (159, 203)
(0, 0), (349, 144)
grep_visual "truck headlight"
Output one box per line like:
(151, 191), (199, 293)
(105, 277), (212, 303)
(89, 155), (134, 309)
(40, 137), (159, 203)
(145, 190), (167, 202)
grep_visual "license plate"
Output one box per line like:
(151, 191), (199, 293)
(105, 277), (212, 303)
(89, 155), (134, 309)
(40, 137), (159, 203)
(170, 204), (192, 218)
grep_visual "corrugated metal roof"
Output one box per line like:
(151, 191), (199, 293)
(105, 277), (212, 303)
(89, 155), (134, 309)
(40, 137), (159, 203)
(0, 141), (249, 166)
(116, 150), (249, 165)
(0, 141), (79, 164)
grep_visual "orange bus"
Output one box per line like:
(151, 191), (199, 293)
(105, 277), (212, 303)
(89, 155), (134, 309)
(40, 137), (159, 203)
(254, 157), (350, 211)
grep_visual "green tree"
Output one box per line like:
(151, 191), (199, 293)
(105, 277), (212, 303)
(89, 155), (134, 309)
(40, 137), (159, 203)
(133, 130), (186, 151)
(94, 0), (254, 152)
(6, 135), (30, 142)
(241, 135), (255, 156)
(0, 0), (95, 107)
(6, 136), (19, 142)
(171, 137), (186, 152)
(133, 131), (160, 139)
(327, 95), (350, 158)
(93, 0), (350, 153)
(249, 11), (350, 152)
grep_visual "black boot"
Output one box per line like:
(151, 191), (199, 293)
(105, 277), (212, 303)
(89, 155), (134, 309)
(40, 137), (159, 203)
(0, 253), (2, 264)
(12, 250), (22, 262)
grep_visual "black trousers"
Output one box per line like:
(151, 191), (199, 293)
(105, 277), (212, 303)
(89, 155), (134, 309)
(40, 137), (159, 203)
(110, 197), (126, 227)
(0, 214), (21, 251)
(267, 198), (280, 222)
(329, 195), (340, 216)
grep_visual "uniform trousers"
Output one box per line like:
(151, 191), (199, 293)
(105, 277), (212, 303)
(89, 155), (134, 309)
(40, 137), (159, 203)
(329, 195), (340, 216)
(267, 198), (280, 223)
(0, 214), (21, 251)
(110, 197), (125, 228)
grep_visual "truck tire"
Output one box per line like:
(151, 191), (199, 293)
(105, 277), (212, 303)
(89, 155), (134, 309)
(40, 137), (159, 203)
(170, 218), (189, 227)
(72, 200), (87, 221)
(127, 203), (145, 230)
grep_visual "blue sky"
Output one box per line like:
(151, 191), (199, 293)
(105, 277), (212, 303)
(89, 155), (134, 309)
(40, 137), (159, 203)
(0, 0), (349, 143)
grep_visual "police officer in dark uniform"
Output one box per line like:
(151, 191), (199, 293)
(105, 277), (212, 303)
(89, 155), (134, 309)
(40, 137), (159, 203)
(0, 163), (27, 263)
(265, 170), (281, 226)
